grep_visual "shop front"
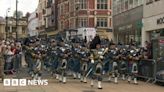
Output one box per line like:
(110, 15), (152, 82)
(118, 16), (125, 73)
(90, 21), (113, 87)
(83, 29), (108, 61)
(142, 12), (164, 47)
(96, 28), (113, 40)
(113, 6), (143, 45)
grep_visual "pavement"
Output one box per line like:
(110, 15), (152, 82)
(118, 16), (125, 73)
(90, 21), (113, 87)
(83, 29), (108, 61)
(0, 78), (164, 92)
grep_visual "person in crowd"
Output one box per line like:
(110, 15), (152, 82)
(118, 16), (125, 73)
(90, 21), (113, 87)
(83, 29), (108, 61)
(90, 34), (101, 49)
(144, 41), (152, 59)
(4, 42), (15, 74)
(0, 39), (6, 80)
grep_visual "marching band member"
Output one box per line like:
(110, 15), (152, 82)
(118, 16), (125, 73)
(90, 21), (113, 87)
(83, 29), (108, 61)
(127, 46), (140, 85)
(80, 46), (90, 83)
(89, 44), (108, 89)
(57, 41), (71, 83)
(108, 44), (119, 84)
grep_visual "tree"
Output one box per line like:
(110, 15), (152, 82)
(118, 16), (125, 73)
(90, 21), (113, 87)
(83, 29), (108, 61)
(13, 11), (23, 19)
(25, 12), (30, 18)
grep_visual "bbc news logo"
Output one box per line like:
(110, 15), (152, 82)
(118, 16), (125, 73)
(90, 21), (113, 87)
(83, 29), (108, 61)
(3, 79), (48, 86)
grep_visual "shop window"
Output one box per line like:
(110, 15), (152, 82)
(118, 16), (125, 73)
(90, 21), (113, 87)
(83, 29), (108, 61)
(160, 30), (164, 36)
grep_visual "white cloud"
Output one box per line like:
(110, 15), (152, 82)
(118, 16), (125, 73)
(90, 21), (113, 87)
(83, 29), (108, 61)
(0, 0), (38, 17)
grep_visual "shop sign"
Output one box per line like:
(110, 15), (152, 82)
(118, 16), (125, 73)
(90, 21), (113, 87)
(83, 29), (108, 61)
(118, 24), (132, 31)
(157, 17), (164, 25)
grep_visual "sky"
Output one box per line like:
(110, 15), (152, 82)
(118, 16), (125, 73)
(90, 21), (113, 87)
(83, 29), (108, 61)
(0, 0), (39, 18)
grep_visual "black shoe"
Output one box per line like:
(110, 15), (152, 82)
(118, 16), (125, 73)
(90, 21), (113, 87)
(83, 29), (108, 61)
(98, 87), (103, 89)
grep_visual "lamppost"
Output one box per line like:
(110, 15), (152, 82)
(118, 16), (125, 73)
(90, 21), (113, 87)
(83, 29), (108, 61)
(16, 0), (18, 41)
(76, 1), (80, 29)
(5, 8), (10, 40)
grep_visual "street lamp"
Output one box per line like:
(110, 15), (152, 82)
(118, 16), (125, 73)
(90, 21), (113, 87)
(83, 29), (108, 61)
(16, 0), (18, 41)
(5, 8), (10, 40)
(76, 1), (80, 29)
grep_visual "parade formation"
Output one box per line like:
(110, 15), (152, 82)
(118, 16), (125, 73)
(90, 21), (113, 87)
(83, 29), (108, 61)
(0, 34), (156, 89)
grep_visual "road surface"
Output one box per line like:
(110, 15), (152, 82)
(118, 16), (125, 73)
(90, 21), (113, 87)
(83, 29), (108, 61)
(0, 78), (164, 92)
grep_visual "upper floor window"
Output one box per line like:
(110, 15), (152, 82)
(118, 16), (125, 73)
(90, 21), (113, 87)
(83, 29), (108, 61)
(120, 0), (124, 12)
(129, 0), (133, 9)
(97, 17), (108, 27)
(97, 0), (108, 10)
(125, 0), (129, 10)
(134, 0), (139, 7)
(79, 0), (87, 9)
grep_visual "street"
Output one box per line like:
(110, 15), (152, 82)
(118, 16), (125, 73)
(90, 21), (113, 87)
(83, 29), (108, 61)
(0, 78), (164, 92)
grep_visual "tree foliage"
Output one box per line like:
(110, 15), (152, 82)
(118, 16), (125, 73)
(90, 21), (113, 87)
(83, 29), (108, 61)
(13, 11), (23, 18)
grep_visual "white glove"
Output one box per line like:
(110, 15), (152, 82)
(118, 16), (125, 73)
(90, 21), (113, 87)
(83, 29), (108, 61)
(100, 56), (103, 59)
(91, 59), (94, 63)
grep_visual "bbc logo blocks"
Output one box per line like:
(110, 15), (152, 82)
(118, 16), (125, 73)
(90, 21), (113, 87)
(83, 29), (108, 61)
(3, 79), (48, 86)
(4, 79), (27, 86)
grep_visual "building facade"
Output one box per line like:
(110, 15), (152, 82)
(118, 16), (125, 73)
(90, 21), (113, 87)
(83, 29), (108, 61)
(0, 17), (5, 39)
(142, 0), (164, 46)
(113, 0), (143, 45)
(45, 0), (58, 36)
(37, 0), (47, 32)
(57, 0), (113, 39)
(27, 11), (39, 37)
(5, 17), (28, 39)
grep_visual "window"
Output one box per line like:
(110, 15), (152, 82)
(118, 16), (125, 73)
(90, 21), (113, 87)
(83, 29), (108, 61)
(121, 0), (125, 12)
(113, 6), (117, 15)
(138, 0), (143, 5)
(97, 0), (108, 9)
(70, 0), (74, 12)
(78, 18), (88, 27)
(125, 0), (129, 10)
(113, 0), (118, 15)
(22, 27), (26, 34)
(61, 5), (64, 15)
(117, 0), (121, 13)
(79, 0), (87, 9)
(134, 0), (139, 7)
(60, 21), (64, 30)
(97, 18), (108, 27)
(129, 0), (133, 9)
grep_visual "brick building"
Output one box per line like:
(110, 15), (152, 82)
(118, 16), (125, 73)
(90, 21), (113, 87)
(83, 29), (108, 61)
(57, 0), (113, 39)
(37, 0), (47, 32)
(0, 17), (5, 39)
(45, 0), (58, 36)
